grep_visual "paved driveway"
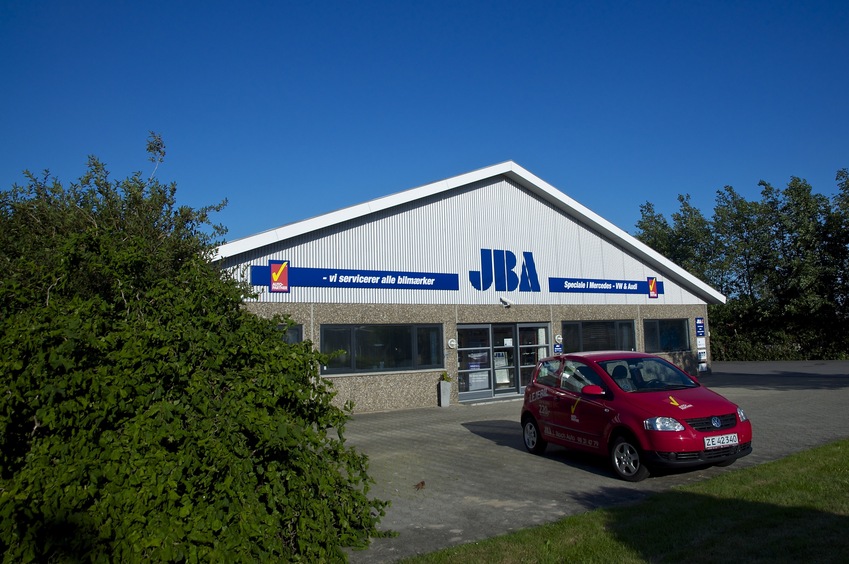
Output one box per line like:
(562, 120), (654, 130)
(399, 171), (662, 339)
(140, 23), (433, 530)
(345, 361), (849, 563)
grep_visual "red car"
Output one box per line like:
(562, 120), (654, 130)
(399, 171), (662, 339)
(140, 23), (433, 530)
(520, 351), (752, 481)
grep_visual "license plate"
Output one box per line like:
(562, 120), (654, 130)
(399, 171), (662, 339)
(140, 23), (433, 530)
(704, 433), (739, 450)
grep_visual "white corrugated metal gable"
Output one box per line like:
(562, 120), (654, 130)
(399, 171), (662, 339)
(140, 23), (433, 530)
(216, 162), (725, 305)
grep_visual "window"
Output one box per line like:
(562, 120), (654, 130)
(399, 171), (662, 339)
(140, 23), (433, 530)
(535, 358), (561, 387)
(598, 356), (697, 391)
(320, 324), (443, 374)
(643, 319), (690, 353)
(561, 321), (635, 352)
(277, 323), (303, 344)
(535, 359), (604, 394)
(560, 361), (606, 393)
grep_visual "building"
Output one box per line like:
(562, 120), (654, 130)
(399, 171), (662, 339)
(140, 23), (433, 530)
(215, 162), (724, 413)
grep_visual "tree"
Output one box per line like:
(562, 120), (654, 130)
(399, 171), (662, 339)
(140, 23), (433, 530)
(636, 170), (849, 361)
(706, 185), (779, 358)
(830, 169), (849, 322)
(668, 194), (718, 286)
(636, 195), (716, 285)
(0, 135), (387, 561)
(635, 201), (673, 257)
(756, 177), (839, 356)
(710, 186), (772, 301)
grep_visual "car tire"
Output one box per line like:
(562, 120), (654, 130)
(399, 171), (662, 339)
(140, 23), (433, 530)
(610, 436), (650, 482)
(522, 417), (547, 455)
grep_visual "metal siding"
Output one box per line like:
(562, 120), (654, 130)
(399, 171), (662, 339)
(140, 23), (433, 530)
(225, 177), (703, 306)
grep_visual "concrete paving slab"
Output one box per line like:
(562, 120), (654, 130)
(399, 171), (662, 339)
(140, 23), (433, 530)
(344, 361), (849, 562)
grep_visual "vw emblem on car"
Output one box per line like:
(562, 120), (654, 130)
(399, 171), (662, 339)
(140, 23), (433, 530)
(711, 416), (722, 428)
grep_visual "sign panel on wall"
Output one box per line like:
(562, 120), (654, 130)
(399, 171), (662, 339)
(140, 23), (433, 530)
(252, 264), (459, 291)
(269, 260), (289, 293)
(549, 276), (663, 297)
(251, 249), (666, 299)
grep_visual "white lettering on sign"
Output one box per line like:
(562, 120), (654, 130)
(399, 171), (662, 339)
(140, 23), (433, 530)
(397, 275), (435, 285)
(331, 274), (436, 286)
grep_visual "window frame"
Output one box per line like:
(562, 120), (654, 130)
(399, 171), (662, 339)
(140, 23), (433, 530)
(320, 323), (444, 375)
(561, 320), (635, 352)
(643, 318), (691, 353)
(277, 323), (303, 344)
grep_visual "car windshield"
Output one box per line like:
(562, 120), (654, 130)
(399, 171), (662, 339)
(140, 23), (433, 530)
(599, 358), (698, 392)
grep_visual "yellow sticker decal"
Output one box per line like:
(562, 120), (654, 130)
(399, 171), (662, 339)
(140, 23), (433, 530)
(668, 395), (693, 410)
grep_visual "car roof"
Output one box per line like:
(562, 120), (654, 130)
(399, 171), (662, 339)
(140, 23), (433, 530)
(552, 351), (657, 362)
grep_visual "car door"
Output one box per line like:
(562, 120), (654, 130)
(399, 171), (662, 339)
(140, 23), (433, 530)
(551, 361), (612, 454)
(527, 358), (563, 444)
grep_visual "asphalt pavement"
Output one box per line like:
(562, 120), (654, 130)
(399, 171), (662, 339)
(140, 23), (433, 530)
(344, 360), (849, 563)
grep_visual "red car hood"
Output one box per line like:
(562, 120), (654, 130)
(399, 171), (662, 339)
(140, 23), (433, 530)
(621, 385), (737, 418)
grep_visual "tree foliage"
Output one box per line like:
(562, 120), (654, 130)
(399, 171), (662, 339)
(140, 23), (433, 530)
(636, 169), (849, 361)
(0, 135), (387, 561)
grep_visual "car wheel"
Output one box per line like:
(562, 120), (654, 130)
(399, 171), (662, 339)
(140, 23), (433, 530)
(610, 436), (650, 482)
(522, 417), (547, 455)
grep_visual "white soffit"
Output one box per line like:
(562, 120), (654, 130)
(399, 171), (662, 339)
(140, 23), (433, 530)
(214, 161), (726, 304)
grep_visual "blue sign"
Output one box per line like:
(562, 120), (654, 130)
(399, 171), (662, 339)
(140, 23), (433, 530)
(250, 252), (664, 298)
(695, 317), (706, 337)
(548, 277), (664, 296)
(553, 343), (563, 354)
(252, 263), (459, 291)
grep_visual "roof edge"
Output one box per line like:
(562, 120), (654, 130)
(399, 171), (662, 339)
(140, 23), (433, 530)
(214, 161), (518, 260)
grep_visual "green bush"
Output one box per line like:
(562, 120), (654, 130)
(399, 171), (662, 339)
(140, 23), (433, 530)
(0, 138), (387, 561)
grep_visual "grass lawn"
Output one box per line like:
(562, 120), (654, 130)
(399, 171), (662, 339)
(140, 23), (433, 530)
(403, 437), (849, 563)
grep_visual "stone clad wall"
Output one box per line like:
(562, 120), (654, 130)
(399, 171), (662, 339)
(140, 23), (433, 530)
(245, 302), (709, 413)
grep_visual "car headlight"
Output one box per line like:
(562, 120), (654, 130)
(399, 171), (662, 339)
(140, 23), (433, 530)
(643, 417), (685, 431)
(737, 407), (748, 422)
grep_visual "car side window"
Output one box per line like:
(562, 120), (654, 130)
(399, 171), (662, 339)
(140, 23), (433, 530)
(535, 359), (561, 387)
(606, 361), (635, 391)
(559, 361), (602, 393)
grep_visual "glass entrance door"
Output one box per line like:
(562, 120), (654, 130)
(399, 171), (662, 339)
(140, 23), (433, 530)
(457, 325), (493, 401)
(458, 323), (550, 401)
(519, 325), (549, 388)
(492, 325), (517, 394)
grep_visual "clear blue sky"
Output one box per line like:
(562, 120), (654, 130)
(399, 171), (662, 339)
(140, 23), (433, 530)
(2, 1), (847, 242)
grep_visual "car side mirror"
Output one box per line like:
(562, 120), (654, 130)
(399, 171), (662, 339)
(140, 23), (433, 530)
(581, 384), (605, 396)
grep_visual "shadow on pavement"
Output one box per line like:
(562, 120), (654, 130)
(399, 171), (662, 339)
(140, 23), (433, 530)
(461, 418), (748, 482)
(462, 419), (617, 479)
(706, 360), (849, 391)
(461, 419), (524, 450)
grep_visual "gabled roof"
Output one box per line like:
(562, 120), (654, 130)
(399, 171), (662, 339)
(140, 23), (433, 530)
(215, 161), (726, 304)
